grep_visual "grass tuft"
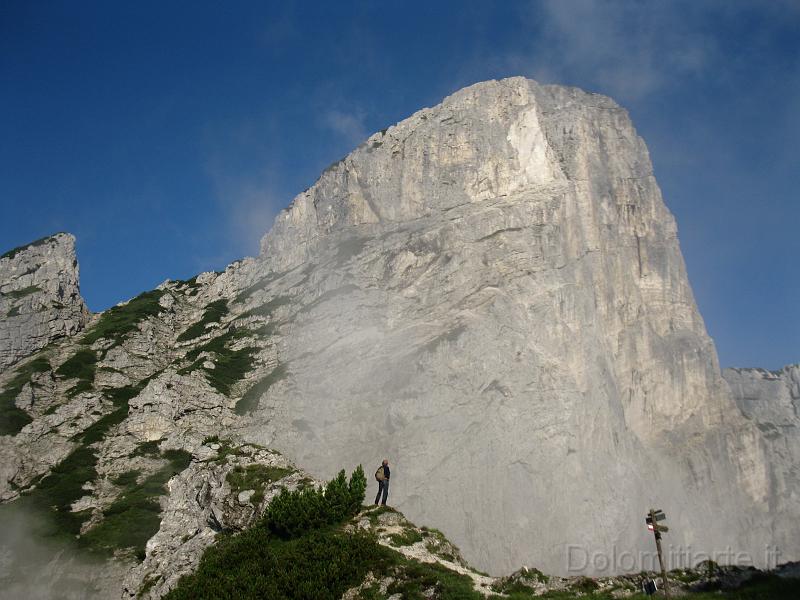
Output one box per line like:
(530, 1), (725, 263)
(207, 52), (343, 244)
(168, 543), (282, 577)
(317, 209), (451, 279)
(388, 526), (424, 547)
(226, 464), (294, 505)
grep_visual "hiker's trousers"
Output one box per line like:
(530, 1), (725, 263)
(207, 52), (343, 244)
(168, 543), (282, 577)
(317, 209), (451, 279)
(375, 479), (389, 505)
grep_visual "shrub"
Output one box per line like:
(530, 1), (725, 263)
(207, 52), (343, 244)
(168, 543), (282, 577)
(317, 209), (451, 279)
(236, 294), (292, 320)
(165, 527), (391, 600)
(131, 440), (161, 457)
(164, 466), (381, 600)
(264, 467), (366, 540)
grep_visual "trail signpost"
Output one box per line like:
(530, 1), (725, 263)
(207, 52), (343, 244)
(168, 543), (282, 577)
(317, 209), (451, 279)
(646, 509), (671, 598)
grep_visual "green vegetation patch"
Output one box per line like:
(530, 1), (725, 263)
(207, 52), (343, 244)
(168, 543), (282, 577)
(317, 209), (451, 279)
(365, 504), (398, 527)
(178, 327), (258, 396)
(81, 289), (165, 349)
(176, 299), (229, 342)
(22, 381), (145, 542)
(171, 275), (202, 296)
(385, 556), (483, 600)
(131, 440), (161, 458)
(165, 466), (372, 600)
(56, 348), (98, 398)
(4, 284), (42, 299)
(265, 467), (366, 540)
(167, 526), (386, 600)
(233, 273), (281, 304)
(82, 449), (192, 560)
(0, 356), (50, 435)
(236, 294), (293, 320)
(226, 464), (295, 505)
(234, 365), (287, 415)
(388, 526), (424, 547)
(6, 305), (21, 317)
(112, 469), (141, 487)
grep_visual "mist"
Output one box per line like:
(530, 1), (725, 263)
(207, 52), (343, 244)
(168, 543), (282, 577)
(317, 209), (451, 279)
(0, 500), (123, 600)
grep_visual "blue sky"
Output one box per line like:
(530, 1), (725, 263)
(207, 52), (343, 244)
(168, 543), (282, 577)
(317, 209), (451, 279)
(1, 1), (797, 369)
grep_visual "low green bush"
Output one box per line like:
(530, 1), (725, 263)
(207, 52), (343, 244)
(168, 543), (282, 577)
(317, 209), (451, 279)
(266, 466), (366, 540)
(0, 356), (51, 435)
(55, 348), (97, 397)
(226, 464), (294, 505)
(178, 327), (258, 396)
(81, 289), (165, 349)
(23, 381), (153, 545)
(166, 526), (390, 600)
(131, 440), (161, 457)
(82, 449), (191, 560)
(177, 299), (229, 342)
(165, 465), (376, 600)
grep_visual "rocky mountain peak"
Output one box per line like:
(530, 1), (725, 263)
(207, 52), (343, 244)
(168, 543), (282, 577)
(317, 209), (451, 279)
(0, 78), (797, 597)
(0, 232), (89, 369)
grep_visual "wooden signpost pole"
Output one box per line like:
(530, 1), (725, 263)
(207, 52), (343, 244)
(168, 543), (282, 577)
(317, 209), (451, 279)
(648, 508), (671, 599)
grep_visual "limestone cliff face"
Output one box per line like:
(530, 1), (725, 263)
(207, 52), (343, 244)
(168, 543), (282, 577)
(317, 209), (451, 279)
(724, 365), (800, 561)
(0, 78), (796, 596)
(245, 77), (779, 574)
(0, 233), (89, 369)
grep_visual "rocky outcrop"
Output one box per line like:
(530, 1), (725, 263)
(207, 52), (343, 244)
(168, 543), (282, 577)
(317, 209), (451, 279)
(241, 77), (783, 574)
(123, 440), (315, 599)
(0, 233), (89, 369)
(724, 365), (800, 562)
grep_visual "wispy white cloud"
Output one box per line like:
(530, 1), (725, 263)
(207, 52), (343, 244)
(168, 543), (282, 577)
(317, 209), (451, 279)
(524, 0), (719, 101)
(321, 108), (369, 147)
(206, 164), (283, 261)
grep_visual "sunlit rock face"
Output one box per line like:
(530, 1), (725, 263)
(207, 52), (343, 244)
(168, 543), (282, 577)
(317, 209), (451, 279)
(0, 233), (89, 369)
(245, 77), (784, 574)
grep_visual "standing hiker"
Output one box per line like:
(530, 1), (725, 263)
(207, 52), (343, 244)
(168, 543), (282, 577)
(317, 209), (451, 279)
(374, 459), (390, 506)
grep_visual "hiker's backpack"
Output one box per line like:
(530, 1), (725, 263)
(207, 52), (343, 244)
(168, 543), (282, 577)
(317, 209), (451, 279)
(375, 467), (385, 482)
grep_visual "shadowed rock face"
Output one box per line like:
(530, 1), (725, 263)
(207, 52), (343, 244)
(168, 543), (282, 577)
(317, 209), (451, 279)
(0, 233), (89, 369)
(244, 77), (786, 574)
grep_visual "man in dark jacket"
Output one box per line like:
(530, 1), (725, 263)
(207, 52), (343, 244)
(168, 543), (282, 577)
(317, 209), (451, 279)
(375, 459), (390, 506)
